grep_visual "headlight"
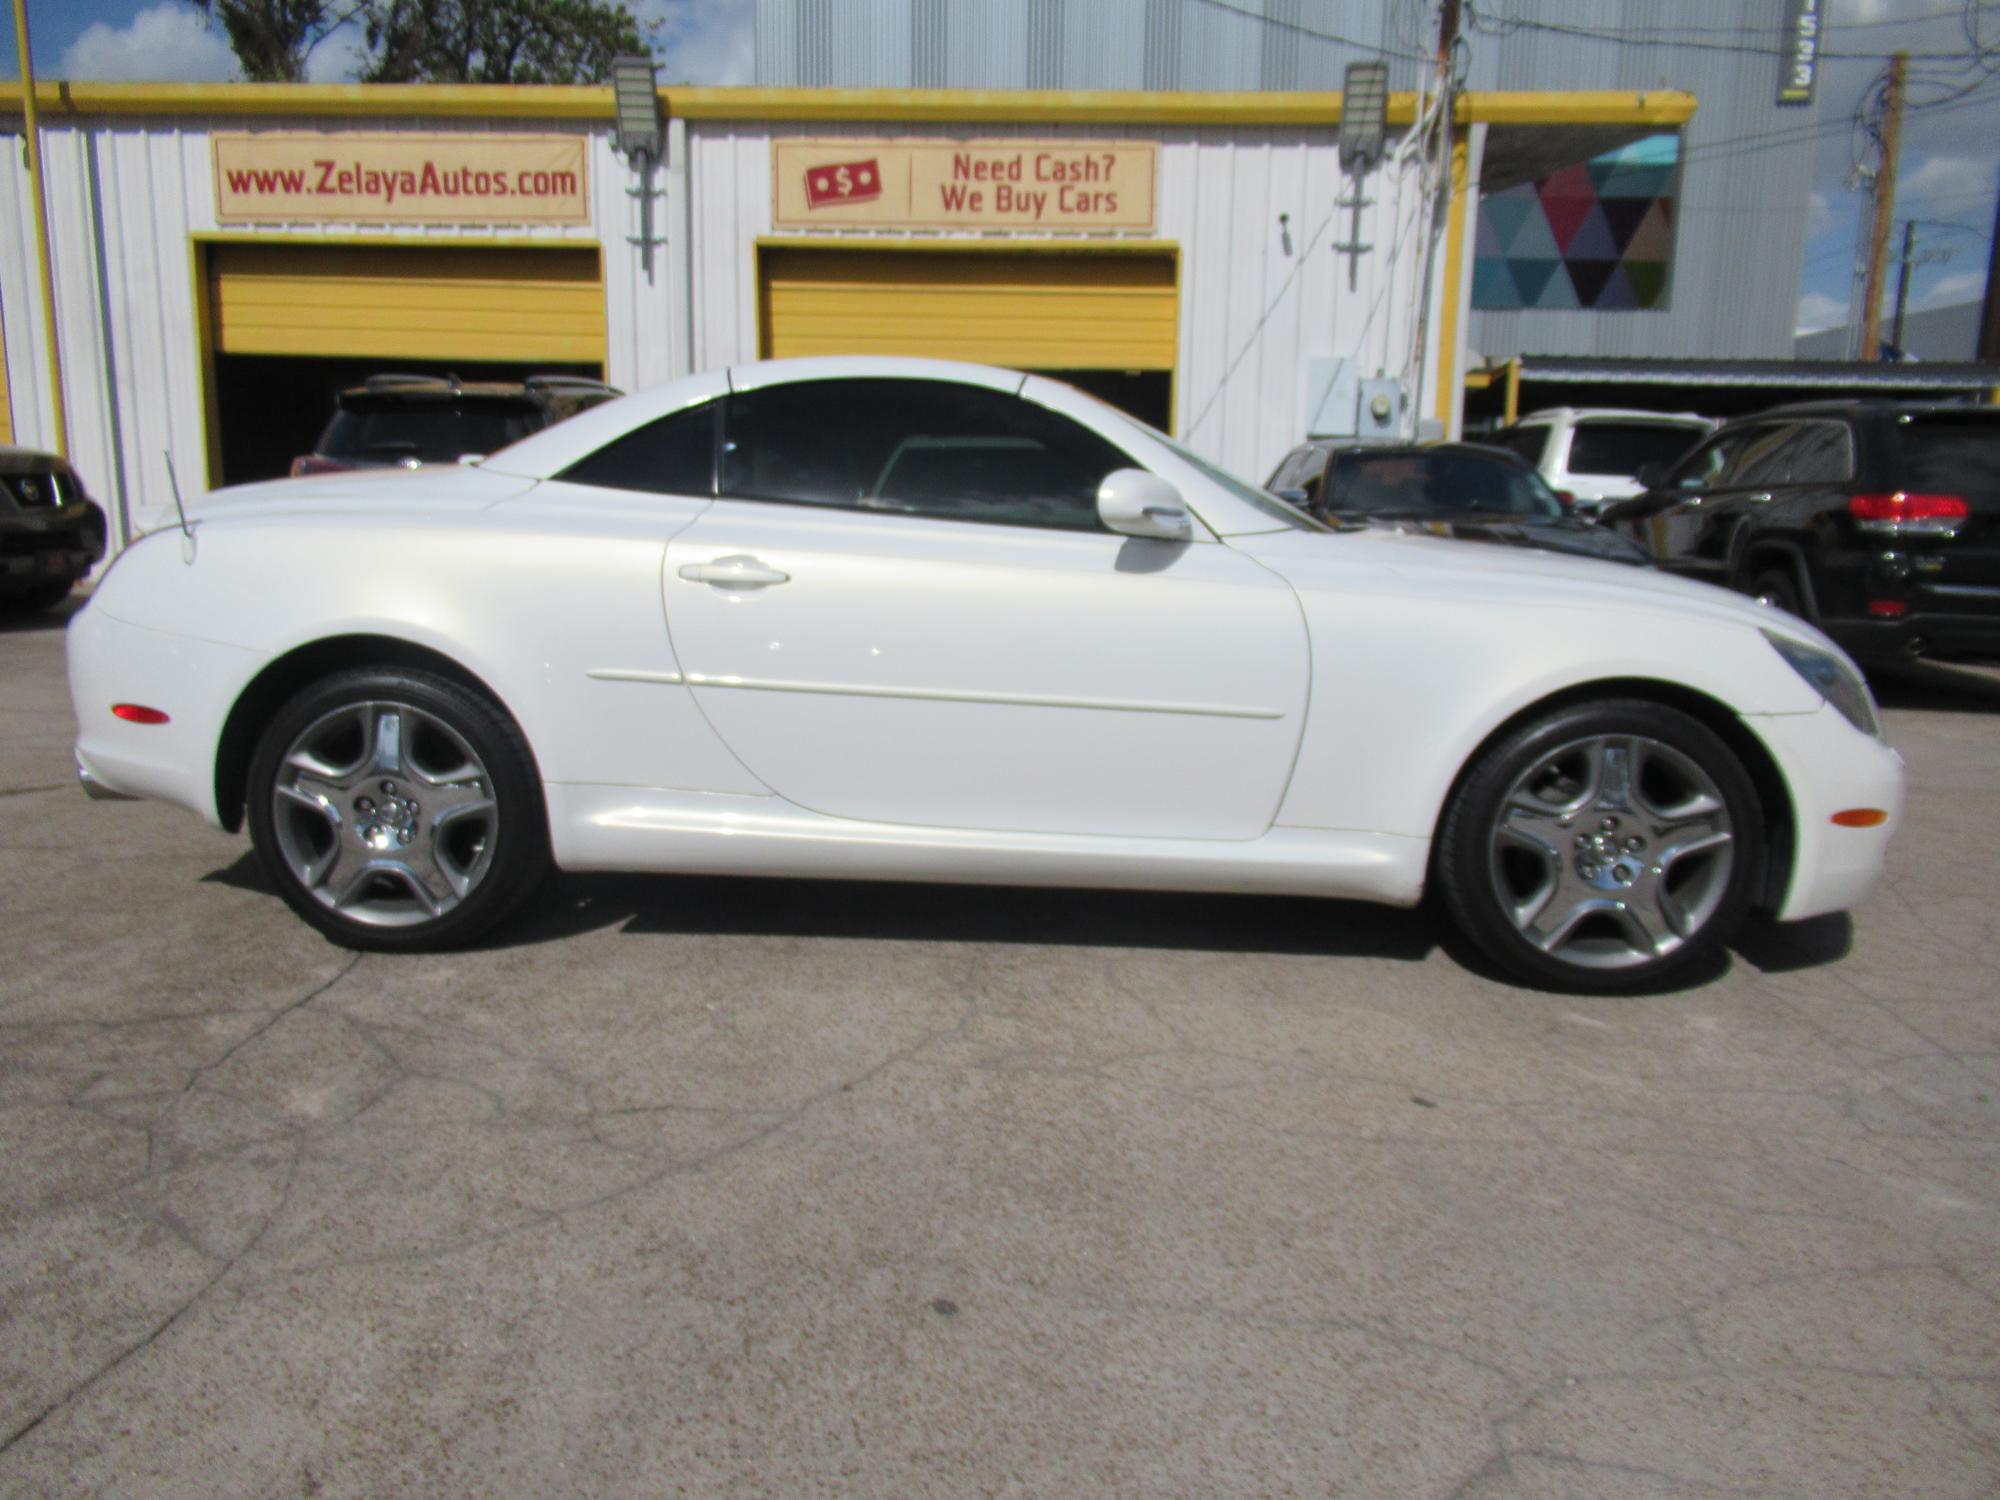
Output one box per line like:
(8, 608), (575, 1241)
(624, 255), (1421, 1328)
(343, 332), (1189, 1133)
(1763, 630), (1881, 738)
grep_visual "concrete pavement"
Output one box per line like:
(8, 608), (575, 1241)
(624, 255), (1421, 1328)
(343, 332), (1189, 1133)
(3, 600), (1996, 1497)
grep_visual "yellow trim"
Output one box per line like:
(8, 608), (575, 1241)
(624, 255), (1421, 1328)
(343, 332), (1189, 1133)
(191, 243), (222, 489)
(755, 234), (1179, 257)
(0, 289), (11, 447)
(1462, 371), (1494, 389)
(0, 80), (1695, 130)
(192, 230), (595, 251)
(1458, 91), (1695, 127)
(1504, 357), (1522, 426)
(1435, 131), (1470, 430)
(1, 81), (608, 120)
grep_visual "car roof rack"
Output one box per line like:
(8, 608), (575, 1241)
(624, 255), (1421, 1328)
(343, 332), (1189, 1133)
(522, 375), (619, 394)
(363, 372), (461, 395)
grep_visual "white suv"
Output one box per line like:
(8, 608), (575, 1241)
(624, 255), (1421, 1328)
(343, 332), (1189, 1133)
(1486, 408), (1713, 517)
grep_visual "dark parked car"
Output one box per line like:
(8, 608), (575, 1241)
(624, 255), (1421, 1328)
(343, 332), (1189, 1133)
(1265, 440), (1651, 565)
(1, 445), (107, 612)
(1601, 400), (2000, 664)
(291, 373), (621, 476)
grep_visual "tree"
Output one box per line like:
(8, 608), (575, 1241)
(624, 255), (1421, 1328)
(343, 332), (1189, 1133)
(187, 0), (343, 81)
(359, 0), (648, 84)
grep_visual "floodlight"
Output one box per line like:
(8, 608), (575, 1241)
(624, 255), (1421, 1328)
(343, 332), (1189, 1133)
(1340, 61), (1390, 172)
(612, 55), (662, 161)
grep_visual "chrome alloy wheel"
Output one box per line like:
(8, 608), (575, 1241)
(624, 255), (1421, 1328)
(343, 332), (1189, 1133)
(1486, 732), (1736, 972)
(269, 700), (498, 927)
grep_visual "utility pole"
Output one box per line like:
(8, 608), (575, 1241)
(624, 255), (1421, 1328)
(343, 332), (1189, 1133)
(9, 0), (69, 457)
(1980, 163), (2000, 362)
(1859, 51), (1907, 362)
(1890, 219), (1917, 356)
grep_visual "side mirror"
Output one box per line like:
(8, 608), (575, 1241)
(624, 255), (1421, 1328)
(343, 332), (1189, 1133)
(1097, 468), (1192, 541)
(1272, 487), (1311, 508)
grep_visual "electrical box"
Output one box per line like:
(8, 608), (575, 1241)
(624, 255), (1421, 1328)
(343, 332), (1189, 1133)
(1357, 377), (1405, 440)
(1302, 357), (1359, 438)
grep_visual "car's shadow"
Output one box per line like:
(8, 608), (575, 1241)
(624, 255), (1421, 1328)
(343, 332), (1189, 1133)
(207, 853), (1439, 961)
(0, 596), (82, 634)
(1868, 659), (2000, 715)
(206, 850), (1860, 989)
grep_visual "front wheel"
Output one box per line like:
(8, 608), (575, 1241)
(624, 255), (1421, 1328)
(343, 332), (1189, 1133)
(1435, 700), (1764, 994)
(246, 667), (550, 951)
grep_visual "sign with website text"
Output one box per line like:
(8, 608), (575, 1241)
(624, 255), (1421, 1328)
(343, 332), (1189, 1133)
(773, 139), (1157, 232)
(213, 133), (590, 226)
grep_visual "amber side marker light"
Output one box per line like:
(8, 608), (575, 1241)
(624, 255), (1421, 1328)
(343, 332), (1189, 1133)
(111, 704), (170, 725)
(1831, 809), (1889, 828)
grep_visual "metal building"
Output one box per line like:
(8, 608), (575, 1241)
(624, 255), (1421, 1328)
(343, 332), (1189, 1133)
(752, 0), (1824, 365)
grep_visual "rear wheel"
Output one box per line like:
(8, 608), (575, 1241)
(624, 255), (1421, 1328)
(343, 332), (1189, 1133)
(1436, 699), (1763, 994)
(246, 667), (549, 951)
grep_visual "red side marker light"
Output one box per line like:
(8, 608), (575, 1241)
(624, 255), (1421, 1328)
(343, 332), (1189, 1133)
(111, 704), (170, 725)
(1865, 599), (1909, 618)
(1831, 809), (1889, 828)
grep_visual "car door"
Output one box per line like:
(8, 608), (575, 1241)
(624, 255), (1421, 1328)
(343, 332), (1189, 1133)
(1634, 423), (1786, 582)
(662, 374), (1310, 840)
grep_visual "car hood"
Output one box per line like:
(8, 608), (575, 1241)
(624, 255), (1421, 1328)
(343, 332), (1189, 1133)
(1232, 521), (1843, 650)
(1337, 513), (1650, 565)
(133, 463), (539, 535)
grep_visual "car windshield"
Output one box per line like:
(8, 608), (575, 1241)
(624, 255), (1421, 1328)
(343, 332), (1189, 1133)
(1328, 450), (1564, 520)
(1141, 427), (1329, 532)
(321, 402), (536, 464)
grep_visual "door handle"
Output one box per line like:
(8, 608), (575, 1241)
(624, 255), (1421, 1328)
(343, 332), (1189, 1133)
(1742, 492), (1774, 504)
(678, 554), (790, 588)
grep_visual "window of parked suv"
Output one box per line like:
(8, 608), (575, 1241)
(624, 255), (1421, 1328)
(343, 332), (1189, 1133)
(1485, 427), (1550, 466)
(1567, 423), (1708, 478)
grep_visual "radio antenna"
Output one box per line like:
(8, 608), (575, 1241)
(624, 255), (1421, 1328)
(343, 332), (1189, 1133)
(164, 450), (192, 539)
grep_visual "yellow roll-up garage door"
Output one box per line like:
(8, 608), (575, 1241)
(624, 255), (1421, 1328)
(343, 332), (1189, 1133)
(208, 243), (605, 364)
(760, 248), (1177, 371)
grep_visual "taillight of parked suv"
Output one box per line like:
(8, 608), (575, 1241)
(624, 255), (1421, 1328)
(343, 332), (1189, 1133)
(1848, 492), (1969, 538)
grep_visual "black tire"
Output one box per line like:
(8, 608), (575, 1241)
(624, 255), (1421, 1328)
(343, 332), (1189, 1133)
(1750, 567), (1805, 619)
(246, 667), (550, 952)
(1435, 699), (1764, 995)
(3, 579), (76, 613)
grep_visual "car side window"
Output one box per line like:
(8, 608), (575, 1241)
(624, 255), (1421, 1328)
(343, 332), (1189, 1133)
(718, 378), (1134, 532)
(1489, 426), (1550, 466)
(560, 402), (717, 496)
(1671, 426), (1772, 490)
(1753, 421), (1854, 486)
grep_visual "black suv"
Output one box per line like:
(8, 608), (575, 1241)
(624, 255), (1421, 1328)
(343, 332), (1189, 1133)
(291, 373), (620, 476)
(1603, 401), (2000, 663)
(1, 445), (108, 612)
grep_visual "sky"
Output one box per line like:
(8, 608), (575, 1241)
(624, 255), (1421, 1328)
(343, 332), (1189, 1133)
(1, 0), (1995, 341)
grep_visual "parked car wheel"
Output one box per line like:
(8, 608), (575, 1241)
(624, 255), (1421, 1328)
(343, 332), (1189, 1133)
(1436, 700), (1762, 994)
(247, 667), (549, 951)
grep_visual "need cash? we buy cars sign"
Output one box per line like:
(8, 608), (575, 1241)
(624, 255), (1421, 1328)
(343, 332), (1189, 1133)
(213, 133), (590, 226)
(774, 139), (1157, 233)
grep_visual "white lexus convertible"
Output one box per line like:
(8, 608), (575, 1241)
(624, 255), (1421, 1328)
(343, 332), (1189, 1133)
(69, 358), (1902, 992)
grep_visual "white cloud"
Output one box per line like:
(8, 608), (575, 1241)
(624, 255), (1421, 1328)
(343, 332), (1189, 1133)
(638, 0), (755, 85)
(59, 3), (238, 83)
(1915, 270), (1985, 310)
(1795, 289), (1849, 335)
(1901, 153), (1995, 205)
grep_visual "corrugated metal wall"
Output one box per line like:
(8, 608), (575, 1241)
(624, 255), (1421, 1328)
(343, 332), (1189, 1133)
(0, 117), (679, 535)
(690, 119), (1428, 482)
(754, 0), (1818, 361)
